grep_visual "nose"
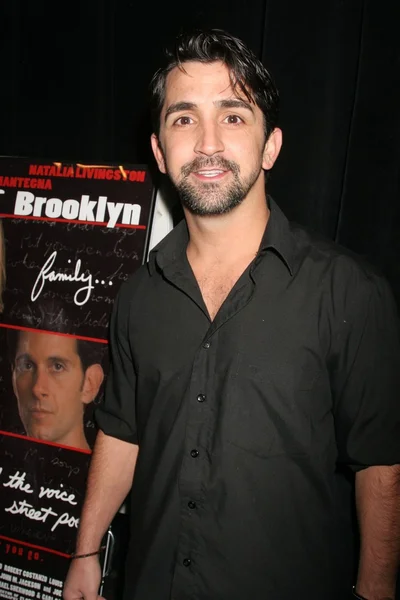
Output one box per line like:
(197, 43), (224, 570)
(32, 368), (49, 399)
(194, 120), (224, 156)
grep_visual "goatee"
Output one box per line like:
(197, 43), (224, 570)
(173, 157), (262, 216)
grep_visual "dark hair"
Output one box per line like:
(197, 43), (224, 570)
(7, 299), (105, 372)
(149, 28), (279, 138)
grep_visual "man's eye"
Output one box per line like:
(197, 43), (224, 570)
(225, 115), (243, 124)
(174, 116), (193, 126)
(52, 362), (65, 372)
(16, 361), (33, 373)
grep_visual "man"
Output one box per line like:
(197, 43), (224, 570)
(8, 301), (104, 450)
(64, 30), (400, 600)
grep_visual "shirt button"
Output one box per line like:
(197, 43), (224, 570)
(197, 394), (206, 403)
(203, 342), (210, 349)
(188, 501), (196, 509)
(183, 558), (191, 567)
(190, 449), (199, 458)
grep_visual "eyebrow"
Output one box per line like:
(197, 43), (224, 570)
(164, 102), (197, 121)
(164, 98), (255, 122)
(15, 353), (33, 363)
(47, 356), (71, 365)
(15, 353), (72, 365)
(216, 99), (255, 113)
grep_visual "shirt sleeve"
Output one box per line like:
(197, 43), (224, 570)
(95, 279), (138, 444)
(331, 265), (400, 469)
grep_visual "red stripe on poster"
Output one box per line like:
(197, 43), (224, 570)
(0, 323), (108, 344)
(0, 534), (72, 559)
(0, 214), (147, 229)
(0, 430), (92, 454)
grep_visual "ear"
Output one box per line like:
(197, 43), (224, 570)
(151, 134), (167, 174)
(81, 364), (104, 405)
(262, 127), (283, 171)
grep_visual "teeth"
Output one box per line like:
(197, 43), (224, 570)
(197, 170), (224, 177)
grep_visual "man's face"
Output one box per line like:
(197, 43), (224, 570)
(151, 61), (277, 216)
(12, 331), (94, 448)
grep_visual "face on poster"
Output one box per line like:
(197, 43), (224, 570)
(10, 328), (104, 451)
(0, 293), (108, 451)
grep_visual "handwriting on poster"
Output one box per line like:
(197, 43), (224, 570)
(5, 220), (140, 329)
(0, 469), (78, 533)
(31, 251), (95, 306)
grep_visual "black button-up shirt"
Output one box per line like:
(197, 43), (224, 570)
(96, 199), (400, 600)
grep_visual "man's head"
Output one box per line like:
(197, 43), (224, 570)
(149, 29), (282, 217)
(150, 29), (279, 140)
(7, 301), (104, 449)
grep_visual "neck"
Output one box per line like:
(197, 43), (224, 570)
(185, 189), (269, 265)
(57, 429), (90, 451)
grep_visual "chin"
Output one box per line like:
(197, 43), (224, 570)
(27, 429), (52, 442)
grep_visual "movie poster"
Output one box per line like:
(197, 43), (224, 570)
(0, 157), (156, 598)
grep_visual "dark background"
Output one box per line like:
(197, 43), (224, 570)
(1, 0), (400, 308)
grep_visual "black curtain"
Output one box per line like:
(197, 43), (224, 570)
(1, 0), (399, 306)
(263, 0), (400, 307)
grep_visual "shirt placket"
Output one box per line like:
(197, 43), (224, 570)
(170, 331), (215, 599)
(169, 272), (256, 600)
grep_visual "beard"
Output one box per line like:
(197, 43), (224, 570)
(167, 156), (262, 216)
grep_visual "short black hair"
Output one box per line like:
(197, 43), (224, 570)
(149, 28), (279, 139)
(7, 299), (105, 372)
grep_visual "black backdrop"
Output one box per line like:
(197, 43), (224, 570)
(1, 0), (399, 307)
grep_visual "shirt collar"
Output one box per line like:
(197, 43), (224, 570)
(258, 196), (296, 276)
(148, 196), (297, 276)
(148, 219), (189, 275)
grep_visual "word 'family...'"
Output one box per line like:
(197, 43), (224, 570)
(31, 251), (94, 306)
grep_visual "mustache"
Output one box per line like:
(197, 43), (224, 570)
(181, 157), (240, 178)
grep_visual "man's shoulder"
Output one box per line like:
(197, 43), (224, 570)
(288, 222), (399, 325)
(289, 220), (384, 287)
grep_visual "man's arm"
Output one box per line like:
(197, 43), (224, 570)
(355, 464), (400, 600)
(63, 430), (139, 600)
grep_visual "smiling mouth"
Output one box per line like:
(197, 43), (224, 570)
(193, 169), (228, 179)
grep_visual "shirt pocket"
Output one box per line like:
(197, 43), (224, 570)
(223, 351), (320, 458)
